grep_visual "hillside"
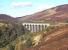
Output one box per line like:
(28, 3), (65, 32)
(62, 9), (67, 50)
(23, 25), (68, 50)
(17, 4), (68, 23)
(0, 23), (67, 50)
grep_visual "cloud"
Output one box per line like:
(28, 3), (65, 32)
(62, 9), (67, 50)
(11, 2), (32, 8)
(36, 4), (54, 11)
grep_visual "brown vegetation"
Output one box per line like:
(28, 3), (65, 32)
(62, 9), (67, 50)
(23, 25), (68, 50)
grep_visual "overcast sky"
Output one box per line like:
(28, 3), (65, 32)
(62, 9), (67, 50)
(0, 0), (68, 17)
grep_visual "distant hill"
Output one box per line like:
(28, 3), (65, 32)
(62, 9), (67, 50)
(0, 14), (17, 22)
(1, 4), (68, 23)
(17, 4), (68, 23)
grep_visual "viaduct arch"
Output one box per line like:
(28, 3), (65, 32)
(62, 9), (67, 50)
(22, 23), (50, 32)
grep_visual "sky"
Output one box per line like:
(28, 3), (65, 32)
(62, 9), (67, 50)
(0, 0), (68, 17)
